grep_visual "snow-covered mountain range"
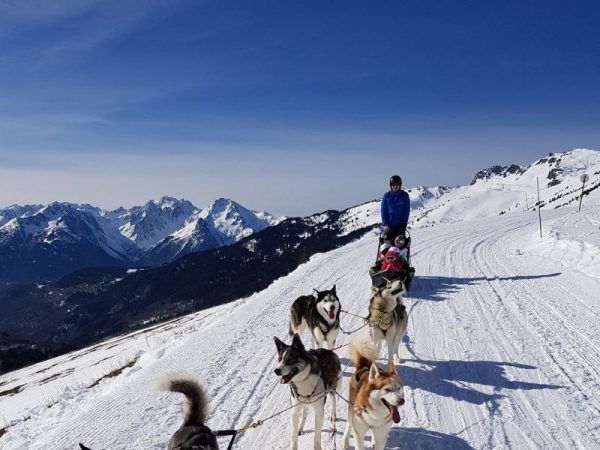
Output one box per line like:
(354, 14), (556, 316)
(0, 197), (283, 285)
(0, 148), (598, 373)
(405, 148), (600, 226)
(2, 149), (598, 288)
(329, 148), (600, 234)
(290, 148), (600, 235)
(1, 192), (599, 449)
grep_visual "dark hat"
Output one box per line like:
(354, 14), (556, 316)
(389, 175), (402, 187)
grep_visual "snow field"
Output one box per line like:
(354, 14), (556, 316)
(1, 207), (599, 449)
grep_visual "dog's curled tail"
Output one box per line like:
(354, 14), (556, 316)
(155, 374), (209, 426)
(350, 335), (377, 371)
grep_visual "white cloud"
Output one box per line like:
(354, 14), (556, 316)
(0, 0), (179, 62)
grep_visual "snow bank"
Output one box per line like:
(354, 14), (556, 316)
(526, 205), (600, 278)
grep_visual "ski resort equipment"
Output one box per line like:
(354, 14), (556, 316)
(579, 173), (589, 212)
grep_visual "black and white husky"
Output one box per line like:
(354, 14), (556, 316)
(155, 374), (219, 450)
(289, 285), (341, 349)
(274, 333), (342, 450)
(368, 279), (409, 366)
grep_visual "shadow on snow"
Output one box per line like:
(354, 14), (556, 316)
(329, 427), (474, 450)
(398, 356), (562, 408)
(386, 427), (475, 450)
(409, 273), (561, 302)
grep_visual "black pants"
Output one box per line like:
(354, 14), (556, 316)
(382, 225), (406, 244)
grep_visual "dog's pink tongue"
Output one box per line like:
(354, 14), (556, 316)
(389, 405), (400, 423)
(329, 310), (335, 319)
(280, 377), (286, 384)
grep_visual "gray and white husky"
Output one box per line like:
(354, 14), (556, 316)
(274, 333), (342, 450)
(155, 374), (219, 450)
(289, 285), (341, 349)
(368, 279), (408, 366)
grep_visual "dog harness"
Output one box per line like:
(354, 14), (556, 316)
(352, 367), (370, 415)
(290, 374), (328, 403)
(369, 302), (406, 337)
(316, 317), (339, 335)
(369, 308), (394, 337)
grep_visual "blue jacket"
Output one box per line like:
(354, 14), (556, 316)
(381, 190), (410, 227)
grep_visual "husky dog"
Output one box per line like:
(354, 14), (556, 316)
(274, 333), (342, 450)
(155, 374), (219, 450)
(341, 336), (405, 450)
(368, 279), (408, 365)
(289, 285), (341, 349)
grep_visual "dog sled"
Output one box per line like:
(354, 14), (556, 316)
(369, 230), (415, 290)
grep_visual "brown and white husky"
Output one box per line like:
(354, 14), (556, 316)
(368, 279), (408, 365)
(341, 336), (405, 450)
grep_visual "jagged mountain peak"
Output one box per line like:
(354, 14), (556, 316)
(532, 149), (599, 187)
(0, 204), (43, 227)
(146, 196), (194, 211)
(0, 196), (283, 285)
(470, 164), (525, 185)
(38, 202), (75, 218)
(118, 197), (199, 250)
(470, 149), (599, 188)
(199, 198), (280, 245)
(203, 197), (245, 216)
(135, 199), (281, 265)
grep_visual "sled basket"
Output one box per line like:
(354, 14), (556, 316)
(370, 269), (412, 288)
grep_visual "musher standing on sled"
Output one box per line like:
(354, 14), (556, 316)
(381, 175), (410, 243)
(372, 174), (415, 290)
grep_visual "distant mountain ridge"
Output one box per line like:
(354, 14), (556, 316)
(1, 148), (598, 373)
(0, 197), (283, 285)
(0, 201), (380, 367)
(405, 148), (600, 226)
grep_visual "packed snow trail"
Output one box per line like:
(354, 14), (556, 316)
(1, 208), (599, 449)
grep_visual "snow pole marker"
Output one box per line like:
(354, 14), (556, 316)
(579, 174), (589, 212)
(536, 177), (542, 238)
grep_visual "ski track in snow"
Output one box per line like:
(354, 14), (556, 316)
(1, 209), (600, 449)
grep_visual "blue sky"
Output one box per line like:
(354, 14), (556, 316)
(0, 0), (599, 216)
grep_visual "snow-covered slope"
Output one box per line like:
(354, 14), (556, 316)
(1, 205), (599, 449)
(348, 149), (600, 234)
(408, 148), (600, 227)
